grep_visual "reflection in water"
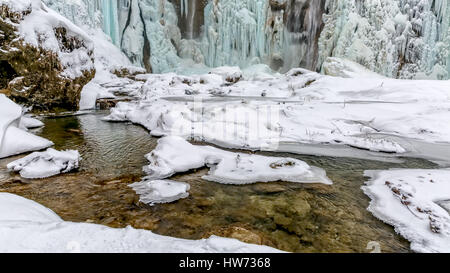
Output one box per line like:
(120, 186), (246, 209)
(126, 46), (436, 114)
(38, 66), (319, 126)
(38, 112), (158, 179)
(0, 112), (439, 252)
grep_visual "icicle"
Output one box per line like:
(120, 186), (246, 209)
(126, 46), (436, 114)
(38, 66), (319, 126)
(101, 0), (120, 46)
(181, 0), (189, 17)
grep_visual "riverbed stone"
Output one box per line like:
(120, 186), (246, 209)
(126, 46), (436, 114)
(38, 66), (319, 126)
(251, 183), (288, 194)
(208, 226), (263, 245)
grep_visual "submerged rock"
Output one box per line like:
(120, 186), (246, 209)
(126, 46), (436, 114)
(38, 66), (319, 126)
(0, 0), (95, 110)
(207, 226), (264, 245)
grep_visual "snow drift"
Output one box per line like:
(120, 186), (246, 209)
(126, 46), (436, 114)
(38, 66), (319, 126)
(0, 193), (282, 253)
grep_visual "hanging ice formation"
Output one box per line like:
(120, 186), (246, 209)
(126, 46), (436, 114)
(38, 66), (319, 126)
(318, 0), (450, 79)
(42, 0), (449, 79)
(42, 0), (103, 29)
(101, 0), (120, 46)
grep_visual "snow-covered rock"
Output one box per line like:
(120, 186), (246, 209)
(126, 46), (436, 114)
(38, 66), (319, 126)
(0, 95), (53, 159)
(363, 169), (450, 253)
(141, 136), (332, 185)
(0, 0), (96, 110)
(7, 148), (80, 179)
(0, 193), (282, 253)
(41, 1), (145, 111)
(129, 179), (190, 205)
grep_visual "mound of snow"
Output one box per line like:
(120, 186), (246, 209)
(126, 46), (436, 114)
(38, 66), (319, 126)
(129, 179), (190, 205)
(363, 169), (450, 253)
(7, 148), (80, 179)
(0, 193), (282, 253)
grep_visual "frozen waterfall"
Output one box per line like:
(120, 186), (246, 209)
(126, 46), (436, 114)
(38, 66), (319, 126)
(318, 0), (450, 79)
(101, 0), (120, 46)
(42, 0), (450, 79)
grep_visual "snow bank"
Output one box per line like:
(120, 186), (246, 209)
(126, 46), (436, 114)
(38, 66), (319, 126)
(105, 68), (450, 158)
(7, 148), (80, 179)
(0, 95), (53, 159)
(0, 193), (282, 253)
(363, 169), (450, 253)
(129, 180), (190, 205)
(141, 136), (332, 185)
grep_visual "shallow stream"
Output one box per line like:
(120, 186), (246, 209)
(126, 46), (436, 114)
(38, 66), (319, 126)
(0, 111), (438, 252)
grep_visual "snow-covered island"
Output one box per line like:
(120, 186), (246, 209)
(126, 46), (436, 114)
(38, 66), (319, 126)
(0, 0), (450, 254)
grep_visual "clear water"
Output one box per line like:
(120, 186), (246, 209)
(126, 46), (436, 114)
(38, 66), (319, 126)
(0, 111), (438, 252)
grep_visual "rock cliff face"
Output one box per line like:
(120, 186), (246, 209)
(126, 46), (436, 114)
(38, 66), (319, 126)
(0, 0), (95, 110)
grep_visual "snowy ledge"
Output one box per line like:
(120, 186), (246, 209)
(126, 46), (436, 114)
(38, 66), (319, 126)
(0, 193), (282, 253)
(362, 169), (450, 253)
